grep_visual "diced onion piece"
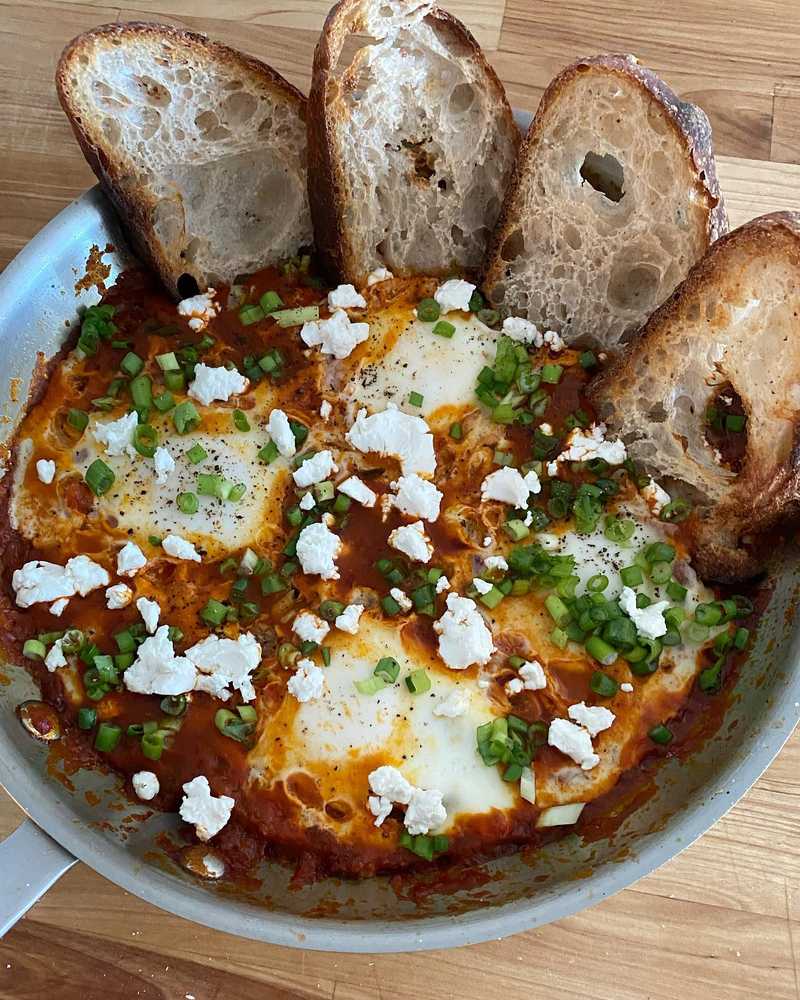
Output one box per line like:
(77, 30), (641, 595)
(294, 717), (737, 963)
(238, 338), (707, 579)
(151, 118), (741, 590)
(535, 802), (585, 828)
(520, 766), (536, 804)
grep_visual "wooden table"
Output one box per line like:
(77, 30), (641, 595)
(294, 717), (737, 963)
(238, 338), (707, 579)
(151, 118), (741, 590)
(2, 3), (800, 997)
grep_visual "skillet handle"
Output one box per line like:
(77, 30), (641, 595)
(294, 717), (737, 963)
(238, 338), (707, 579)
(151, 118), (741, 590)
(0, 819), (77, 937)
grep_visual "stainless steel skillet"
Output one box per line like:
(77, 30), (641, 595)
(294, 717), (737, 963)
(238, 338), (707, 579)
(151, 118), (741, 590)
(1, 124), (800, 951)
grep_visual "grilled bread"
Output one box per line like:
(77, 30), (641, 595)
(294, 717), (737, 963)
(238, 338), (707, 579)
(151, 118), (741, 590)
(482, 55), (726, 350)
(56, 22), (311, 297)
(307, 0), (519, 286)
(589, 213), (800, 582)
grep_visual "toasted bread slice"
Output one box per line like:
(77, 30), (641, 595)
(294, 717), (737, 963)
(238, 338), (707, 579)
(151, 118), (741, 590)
(57, 22), (311, 297)
(589, 212), (800, 582)
(482, 55), (726, 350)
(307, 0), (519, 286)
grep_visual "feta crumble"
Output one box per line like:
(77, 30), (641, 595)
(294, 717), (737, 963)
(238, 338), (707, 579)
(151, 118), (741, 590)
(93, 410), (138, 458)
(12, 555), (109, 608)
(618, 586), (669, 640)
(296, 521), (341, 580)
(405, 788), (447, 836)
(367, 267), (393, 286)
(293, 450), (338, 488)
(301, 309), (369, 360)
(548, 718), (599, 770)
(335, 603), (365, 634)
(388, 521), (433, 563)
(153, 446), (175, 485)
(293, 611), (330, 644)
(49, 597), (69, 617)
(106, 583), (133, 610)
(556, 423), (627, 466)
(642, 478), (671, 515)
(346, 404), (436, 476)
(502, 316), (543, 346)
(368, 795), (393, 826)
(136, 596), (160, 634)
(328, 284), (366, 310)
(124, 626), (197, 696)
(338, 475), (377, 508)
(472, 577), (493, 595)
(267, 408), (296, 457)
(188, 363), (248, 406)
(484, 555), (508, 572)
(319, 399), (332, 420)
(568, 702), (616, 737)
(620, 682), (634, 693)
(186, 633), (261, 702)
(434, 279), (475, 313)
(132, 771), (159, 801)
(433, 688), (470, 718)
(434, 593), (494, 669)
(368, 765), (413, 804)
(519, 660), (547, 690)
(543, 330), (566, 352)
(162, 534), (202, 562)
(505, 677), (524, 695)
(117, 541), (147, 577)
(390, 587), (413, 611)
(389, 474), (442, 521)
(36, 459), (55, 484)
(45, 638), (67, 672)
(179, 775), (234, 841)
(435, 575), (450, 594)
(480, 467), (541, 507)
(287, 657), (325, 702)
(177, 289), (219, 332)
(299, 492), (315, 511)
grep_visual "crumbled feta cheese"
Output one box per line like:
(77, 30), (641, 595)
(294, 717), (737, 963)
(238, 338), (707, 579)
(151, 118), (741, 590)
(369, 766), (413, 804)
(36, 459), (55, 484)
(287, 657), (325, 702)
(389, 474), (442, 521)
(433, 688), (470, 718)
(201, 853), (225, 878)
(505, 677), (524, 695)
(328, 284), (367, 310)
(519, 660), (546, 690)
(502, 316), (543, 346)
(367, 267), (393, 286)
(548, 718), (599, 770)
(301, 310), (369, 360)
(434, 279), (475, 314)
(546, 460), (559, 477)
(177, 289), (219, 332)
(136, 596), (160, 634)
(132, 771), (159, 801)
(484, 555), (508, 572)
(388, 521), (432, 563)
(404, 787), (447, 835)
(540, 423), (554, 435)
(620, 682), (634, 693)
(568, 702), (616, 737)
(338, 475), (377, 508)
(117, 541), (147, 577)
(537, 532), (560, 551)
(368, 794), (393, 826)
(556, 423), (627, 466)
(293, 450), (337, 488)
(93, 411), (138, 458)
(162, 534), (202, 562)
(293, 611), (330, 644)
(434, 593), (494, 669)
(319, 399), (332, 420)
(188, 363), (248, 406)
(299, 491), (315, 511)
(106, 583), (133, 609)
(472, 577), (493, 595)
(45, 638), (67, 672)
(480, 467), (541, 507)
(12, 556), (109, 607)
(267, 408), (296, 457)
(483, 536), (493, 548)
(186, 633), (262, 702)
(124, 625), (197, 695)
(543, 330), (565, 352)
(390, 587), (413, 611)
(642, 478), (671, 515)
(49, 597), (69, 617)
(296, 521), (341, 580)
(179, 775), (234, 841)
(618, 586), (669, 640)
(153, 446), (175, 486)
(346, 404), (436, 476)
(435, 575), (450, 594)
(335, 603), (365, 634)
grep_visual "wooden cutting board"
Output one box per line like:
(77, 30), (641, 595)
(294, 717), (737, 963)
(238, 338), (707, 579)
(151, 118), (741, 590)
(2, 3), (800, 999)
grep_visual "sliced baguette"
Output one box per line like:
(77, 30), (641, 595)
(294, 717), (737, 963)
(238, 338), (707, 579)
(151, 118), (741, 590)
(56, 22), (311, 297)
(482, 54), (726, 350)
(589, 212), (800, 582)
(307, 0), (519, 286)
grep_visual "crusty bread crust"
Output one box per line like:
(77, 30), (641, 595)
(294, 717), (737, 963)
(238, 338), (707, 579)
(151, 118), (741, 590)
(482, 54), (727, 349)
(308, 0), (519, 285)
(57, 22), (310, 297)
(590, 212), (800, 582)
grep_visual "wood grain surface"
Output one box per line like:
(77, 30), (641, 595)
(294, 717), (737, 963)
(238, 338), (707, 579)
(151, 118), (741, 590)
(2, 2), (800, 997)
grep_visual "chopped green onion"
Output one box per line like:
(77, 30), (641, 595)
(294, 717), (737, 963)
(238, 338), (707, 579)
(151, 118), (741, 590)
(233, 409), (250, 432)
(214, 708), (255, 742)
(355, 675), (388, 695)
(374, 657), (400, 684)
(585, 635), (618, 666)
(94, 722), (122, 752)
(587, 574), (609, 593)
(660, 498), (691, 523)
(725, 413), (746, 432)
(449, 422), (463, 441)
(120, 351), (144, 377)
(590, 670), (619, 697)
(177, 491), (199, 515)
(468, 289), (485, 312)
(153, 391), (175, 412)
(164, 370), (185, 392)
(258, 440), (279, 465)
(381, 594), (402, 616)
(141, 730), (165, 760)
(239, 304), (265, 326)
(620, 565), (644, 587)
(85, 459), (115, 496)
(405, 669), (431, 694)
(503, 519), (530, 541)
(77, 707), (97, 730)
(22, 638), (46, 660)
(173, 401), (200, 434)
(433, 320), (456, 338)
(133, 423), (158, 458)
(67, 408), (89, 434)
(541, 364), (563, 384)
(129, 374), (152, 410)
(666, 579), (688, 601)
(156, 352), (180, 371)
(579, 350), (598, 369)
(417, 298), (440, 322)
(200, 598), (228, 626)
(648, 724), (673, 745)
(408, 390), (424, 408)
(272, 305), (319, 327)
(544, 594), (570, 626)
(734, 627), (750, 649)
(259, 290), (284, 313)
(186, 443), (207, 464)
(319, 599), (346, 621)
(229, 483), (247, 502)
(160, 695), (187, 717)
